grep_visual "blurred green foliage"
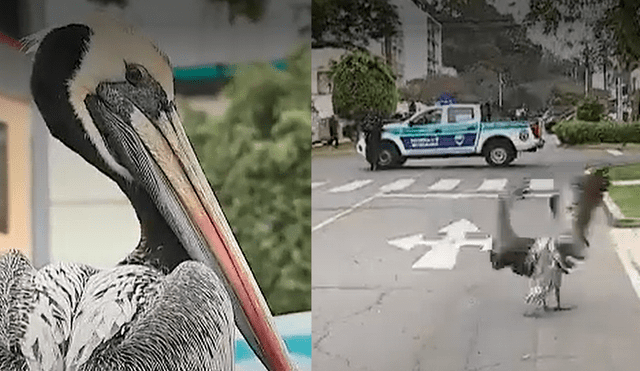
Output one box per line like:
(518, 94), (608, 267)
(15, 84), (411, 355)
(181, 45), (311, 315)
(330, 49), (398, 119)
(576, 97), (604, 122)
(553, 119), (640, 145)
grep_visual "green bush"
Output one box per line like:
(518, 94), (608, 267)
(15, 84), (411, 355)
(181, 45), (311, 315)
(553, 119), (640, 144)
(330, 49), (398, 119)
(576, 98), (604, 122)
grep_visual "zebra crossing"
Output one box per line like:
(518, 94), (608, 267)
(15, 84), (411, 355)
(312, 176), (562, 232)
(313, 176), (556, 196)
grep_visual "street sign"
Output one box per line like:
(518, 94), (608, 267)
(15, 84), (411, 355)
(388, 219), (492, 270)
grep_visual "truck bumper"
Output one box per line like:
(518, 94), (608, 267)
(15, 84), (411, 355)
(525, 138), (545, 152)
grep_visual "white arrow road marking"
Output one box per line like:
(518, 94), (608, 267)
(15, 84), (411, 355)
(328, 179), (373, 193)
(387, 219), (492, 270)
(476, 178), (508, 192)
(607, 149), (623, 156)
(312, 181), (328, 189)
(379, 178), (416, 193)
(529, 179), (554, 191)
(388, 233), (428, 251)
(428, 178), (461, 191)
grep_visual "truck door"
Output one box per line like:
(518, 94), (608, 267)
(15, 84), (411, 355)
(435, 106), (481, 154)
(398, 108), (442, 156)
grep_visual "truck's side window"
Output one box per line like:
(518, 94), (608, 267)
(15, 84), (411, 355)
(448, 107), (474, 123)
(412, 109), (442, 125)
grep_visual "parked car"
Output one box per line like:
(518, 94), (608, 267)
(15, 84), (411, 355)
(356, 103), (544, 168)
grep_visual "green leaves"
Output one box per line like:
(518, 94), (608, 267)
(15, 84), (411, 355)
(553, 119), (640, 144)
(312, 0), (402, 49)
(181, 45), (311, 315)
(330, 49), (399, 119)
(576, 97), (604, 122)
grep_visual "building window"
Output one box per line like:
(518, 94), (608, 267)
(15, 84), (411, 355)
(0, 123), (7, 233)
(317, 71), (332, 95)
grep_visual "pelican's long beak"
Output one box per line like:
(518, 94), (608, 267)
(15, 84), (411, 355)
(85, 82), (296, 370)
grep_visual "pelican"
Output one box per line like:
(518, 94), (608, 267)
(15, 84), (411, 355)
(490, 173), (608, 316)
(0, 13), (296, 370)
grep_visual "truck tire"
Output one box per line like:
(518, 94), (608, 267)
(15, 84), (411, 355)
(378, 142), (401, 168)
(484, 139), (516, 167)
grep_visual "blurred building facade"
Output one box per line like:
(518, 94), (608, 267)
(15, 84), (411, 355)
(311, 0), (443, 137)
(0, 0), (309, 268)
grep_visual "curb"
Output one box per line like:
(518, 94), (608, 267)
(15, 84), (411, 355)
(585, 166), (640, 228)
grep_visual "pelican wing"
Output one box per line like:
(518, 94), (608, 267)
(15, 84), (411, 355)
(67, 261), (234, 371)
(0, 251), (98, 371)
(21, 262), (97, 371)
(66, 265), (162, 369)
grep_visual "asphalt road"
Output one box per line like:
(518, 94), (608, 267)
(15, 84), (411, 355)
(312, 134), (640, 370)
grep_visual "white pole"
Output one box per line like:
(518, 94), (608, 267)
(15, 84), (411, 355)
(499, 72), (503, 108)
(617, 76), (623, 121)
(585, 66), (588, 96)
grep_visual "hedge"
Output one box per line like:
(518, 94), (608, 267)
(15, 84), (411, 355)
(553, 119), (640, 144)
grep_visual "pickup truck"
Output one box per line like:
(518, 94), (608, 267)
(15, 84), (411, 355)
(356, 103), (544, 167)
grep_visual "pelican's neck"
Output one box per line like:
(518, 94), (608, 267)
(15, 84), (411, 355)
(119, 184), (191, 272)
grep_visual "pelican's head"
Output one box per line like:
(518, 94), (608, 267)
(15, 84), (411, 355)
(27, 13), (294, 371)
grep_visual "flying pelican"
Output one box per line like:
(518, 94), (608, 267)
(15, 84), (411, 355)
(0, 13), (296, 370)
(490, 173), (608, 316)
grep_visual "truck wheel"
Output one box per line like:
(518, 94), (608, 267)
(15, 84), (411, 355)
(485, 140), (515, 167)
(378, 142), (400, 168)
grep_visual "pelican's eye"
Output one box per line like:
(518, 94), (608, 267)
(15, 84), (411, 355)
(125, 64), (145, 85)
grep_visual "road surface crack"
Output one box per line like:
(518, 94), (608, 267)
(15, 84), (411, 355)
(313, 288), (401, 370)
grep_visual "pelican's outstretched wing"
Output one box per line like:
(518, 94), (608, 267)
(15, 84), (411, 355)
(491, 172), (609, 276)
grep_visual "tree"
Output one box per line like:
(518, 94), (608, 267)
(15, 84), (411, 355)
(330, 49), (399, 118)
(312, 0), (402, 49)
(181, 45), (311, 315)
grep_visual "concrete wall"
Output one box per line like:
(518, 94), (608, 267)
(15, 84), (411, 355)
(0, 44), (33, 259)
(0, 93), (32, 258)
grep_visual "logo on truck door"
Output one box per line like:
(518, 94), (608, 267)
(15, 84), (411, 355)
(401, 136), (438, 149)
(454, 134), (465, 146)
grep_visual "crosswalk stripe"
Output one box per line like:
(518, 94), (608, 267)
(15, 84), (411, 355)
(529, 178), (554, 191)
(328, 179), (373, 193)
(428, 178), (461, 191)
(312, 181), (328, 189)
(607, 149), (623, 156)
(379, 178), (416, 193)
(476, 178), (508, 192)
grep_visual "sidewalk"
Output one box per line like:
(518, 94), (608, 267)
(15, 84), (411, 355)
(600, 169), (640, 300)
